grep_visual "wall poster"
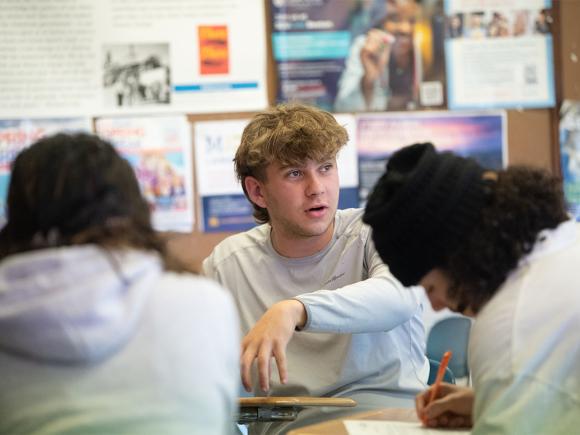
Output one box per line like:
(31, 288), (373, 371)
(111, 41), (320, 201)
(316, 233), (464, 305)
(560, 101), (580, 221)
(96, 115), (195, 231)
(270, 0), (446, 113)
(357, 110), (506, 204)
(0, 118), (91, 224)
(0, 0), (268, 118)
(444, 0), (555, 110)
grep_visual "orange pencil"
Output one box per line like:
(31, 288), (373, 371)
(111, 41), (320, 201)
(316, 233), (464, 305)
(422, 351), (452, 425)
(429, 350), (453, 403)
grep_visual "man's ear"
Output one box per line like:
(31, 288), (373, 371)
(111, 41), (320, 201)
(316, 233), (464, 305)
(244, 176), (267, 209)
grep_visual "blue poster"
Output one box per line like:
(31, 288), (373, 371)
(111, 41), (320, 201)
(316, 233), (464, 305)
(271, 0), (446, 112)
(357, 111), (506, 204)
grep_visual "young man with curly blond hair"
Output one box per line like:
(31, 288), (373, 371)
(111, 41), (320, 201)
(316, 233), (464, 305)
(203, 104), (428, 434)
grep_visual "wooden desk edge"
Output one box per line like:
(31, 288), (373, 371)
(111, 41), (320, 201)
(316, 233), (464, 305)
(239, 396), (357, 408)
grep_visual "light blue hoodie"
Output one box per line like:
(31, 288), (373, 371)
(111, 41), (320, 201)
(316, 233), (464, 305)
(0, 245), (239, 435)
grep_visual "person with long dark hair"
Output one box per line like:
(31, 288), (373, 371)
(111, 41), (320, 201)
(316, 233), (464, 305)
(0, 133), (239, 434)
(363, 142), (580, 434)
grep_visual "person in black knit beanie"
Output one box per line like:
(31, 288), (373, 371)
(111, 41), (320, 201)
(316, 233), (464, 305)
(363, 142), (488, 288)
(362, 142), (580, 435)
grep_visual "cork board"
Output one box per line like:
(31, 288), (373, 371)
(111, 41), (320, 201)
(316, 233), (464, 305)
(169, 0), (579, 270)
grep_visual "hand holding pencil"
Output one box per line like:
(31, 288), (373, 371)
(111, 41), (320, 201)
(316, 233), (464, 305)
(416, 351), (474, 429)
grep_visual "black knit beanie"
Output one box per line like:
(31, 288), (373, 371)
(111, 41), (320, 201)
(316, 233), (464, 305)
(363, 142), (487, 286)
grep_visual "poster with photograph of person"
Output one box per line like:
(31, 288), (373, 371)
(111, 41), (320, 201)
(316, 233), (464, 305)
(270, 0), (447, 113)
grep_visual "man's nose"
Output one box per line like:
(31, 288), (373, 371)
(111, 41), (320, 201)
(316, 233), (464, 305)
(305, 173), (325, 196)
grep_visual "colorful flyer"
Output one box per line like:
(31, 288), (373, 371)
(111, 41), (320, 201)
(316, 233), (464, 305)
(357, 111), (506, 204)
(0, 118), (91, 224)
(95, 115), (194, 231)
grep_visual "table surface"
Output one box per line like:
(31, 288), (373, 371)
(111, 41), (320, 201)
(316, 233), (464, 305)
(287, 407), (418, 435)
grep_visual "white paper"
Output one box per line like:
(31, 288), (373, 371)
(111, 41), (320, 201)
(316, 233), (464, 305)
(0, 0), (268, 118)
(194, 119), (249, 198)
(344, 420), (470, 435)
(333, 114), (359, 189)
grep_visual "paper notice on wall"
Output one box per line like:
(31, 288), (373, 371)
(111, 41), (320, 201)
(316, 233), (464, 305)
(444, 0), (555, 109)
(0, 0), (268, 118)
(96, 115), (194, 231)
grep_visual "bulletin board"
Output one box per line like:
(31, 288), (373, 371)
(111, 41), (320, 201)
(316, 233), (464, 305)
(0, 0), (578, 272)
(172, 0), (579, 272)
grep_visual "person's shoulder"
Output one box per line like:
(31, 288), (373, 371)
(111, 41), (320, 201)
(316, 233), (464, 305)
(335, 208), (370, 238)
(335, 207), (364, 223)
(207, 224), (270, 263)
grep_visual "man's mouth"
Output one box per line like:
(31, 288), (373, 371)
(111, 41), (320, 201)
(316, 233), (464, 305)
(306, 205), (327, 217)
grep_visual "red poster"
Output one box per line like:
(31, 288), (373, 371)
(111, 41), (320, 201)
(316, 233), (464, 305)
(198, 25), (229, 75)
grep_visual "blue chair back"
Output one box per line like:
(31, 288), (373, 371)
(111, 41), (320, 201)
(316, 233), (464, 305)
(427, 358), (456, 385)
(426, 316), (472, 379)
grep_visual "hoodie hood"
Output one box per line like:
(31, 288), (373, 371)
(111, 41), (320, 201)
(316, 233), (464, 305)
(0, 245), (162, 365)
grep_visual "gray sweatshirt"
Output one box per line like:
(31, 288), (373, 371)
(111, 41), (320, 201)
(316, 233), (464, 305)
(204, 208), (428, 432)
(0, 245), (239, 435)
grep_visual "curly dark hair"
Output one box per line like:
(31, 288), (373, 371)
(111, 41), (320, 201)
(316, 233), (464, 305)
(446, 166), (568, 313)
(0, 133), (177, 269)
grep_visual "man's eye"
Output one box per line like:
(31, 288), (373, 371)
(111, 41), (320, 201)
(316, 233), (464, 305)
(288, 170), (301, 177)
